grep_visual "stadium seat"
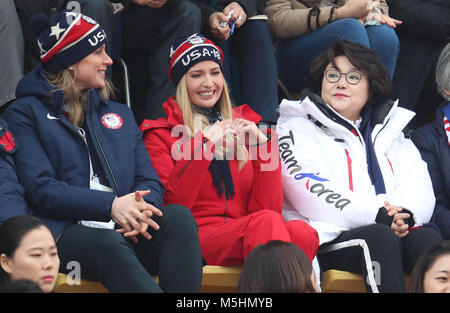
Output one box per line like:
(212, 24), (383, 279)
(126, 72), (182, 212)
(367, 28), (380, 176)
(53, 265), (242, 293)
(321, 269), (411, 293)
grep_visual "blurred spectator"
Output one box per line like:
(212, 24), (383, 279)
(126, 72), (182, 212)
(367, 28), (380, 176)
(412, 42), (450, 240)
(0, 215), (59, 293)
(409, 240), (450, 293)
(237, 240), (318, 293)
(387, 0), (450, 129)
(265, 0), (400, 96)
(0, 0), (24, 113)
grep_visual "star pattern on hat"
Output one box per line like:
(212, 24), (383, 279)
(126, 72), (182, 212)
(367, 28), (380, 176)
(37, 39), (46, 54)
(49, 23), (66, 41)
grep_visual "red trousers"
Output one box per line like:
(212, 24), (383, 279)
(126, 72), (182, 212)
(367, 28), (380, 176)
(197, 210), (319, 266)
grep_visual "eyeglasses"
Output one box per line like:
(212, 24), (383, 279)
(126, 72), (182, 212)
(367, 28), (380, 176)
(324, 69), (364, 85)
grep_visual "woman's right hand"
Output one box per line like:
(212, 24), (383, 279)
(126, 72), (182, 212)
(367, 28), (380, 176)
(335, 0), (371, 20)
(203, 120), (236, 147)
(209, 12), (231, 40)
(111, 190), (163, 242)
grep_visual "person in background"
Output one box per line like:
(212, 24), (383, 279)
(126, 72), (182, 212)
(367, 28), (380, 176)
(0, 215), (60, 293)
(237, 240), (318, 293)
(2, 11), (203, 293)
(265, 0), (400, 96)
(412, 43), (450, 240)
(140, 34), (319, 267)
(277, 41), (441, 292)
(0, 0), (24, 113)
(386, 0), (449, 129)
(409, 240), (450, 293)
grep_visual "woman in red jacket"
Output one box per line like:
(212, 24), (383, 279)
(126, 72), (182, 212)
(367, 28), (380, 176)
(140, 34), (318, 266)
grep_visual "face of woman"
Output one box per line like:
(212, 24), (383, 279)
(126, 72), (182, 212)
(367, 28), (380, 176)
(321, 55), (370, 122)
(0, 226), (60, 293)
(423, 254), (450, 293)
(73, 44), (112, 92)
(185, 60), (224, 109)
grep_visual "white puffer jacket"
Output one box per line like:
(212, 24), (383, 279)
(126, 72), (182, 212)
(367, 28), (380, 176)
(277, 94), (435, 244)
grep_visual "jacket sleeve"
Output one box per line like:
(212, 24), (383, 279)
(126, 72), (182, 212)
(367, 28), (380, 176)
(143, 128), (214, 209)
(265, 0), (333, 39)
(277, 120), (380, 228)
(411, 127), (449, 238)
(2, 105), (114, 222)
(384, 134), (435, 226)
(247, 129), (283, 214)
(132, 130), (165, 208)
(0, 154), (32, 223)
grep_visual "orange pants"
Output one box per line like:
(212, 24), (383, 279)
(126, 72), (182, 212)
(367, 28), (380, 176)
(197, 209), (319, 266)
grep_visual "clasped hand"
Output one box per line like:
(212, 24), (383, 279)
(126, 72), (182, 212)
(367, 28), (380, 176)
(384, 201), (410, 238)
(111, 190), (163, 243)
(203, 119), (267, 149)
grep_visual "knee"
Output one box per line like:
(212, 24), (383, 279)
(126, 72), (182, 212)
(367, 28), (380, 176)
(161, 204), (199, 232)
(365, 223), (400, 249)
(94, 230), (132, 255)
(333, 18), (368, 43)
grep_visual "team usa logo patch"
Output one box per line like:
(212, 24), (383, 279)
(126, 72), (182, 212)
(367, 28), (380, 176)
(101, 113), (123, 129)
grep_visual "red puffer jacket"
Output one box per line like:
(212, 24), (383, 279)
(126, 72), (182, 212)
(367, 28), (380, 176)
(140, 97), (283, 227)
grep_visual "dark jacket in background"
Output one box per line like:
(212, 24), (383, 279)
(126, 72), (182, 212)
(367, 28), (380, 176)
(387, 0), (449, 127)
(191, 0), (267, 32)
(411, 103), (450, 239)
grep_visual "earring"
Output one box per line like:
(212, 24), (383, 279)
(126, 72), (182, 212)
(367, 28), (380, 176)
(68, 67), (74, 71)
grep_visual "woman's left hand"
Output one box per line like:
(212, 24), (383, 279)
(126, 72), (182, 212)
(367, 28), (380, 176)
(370, 13), (402, 28)
(223, 2), (247, 29)
(233, 118), (267, 146)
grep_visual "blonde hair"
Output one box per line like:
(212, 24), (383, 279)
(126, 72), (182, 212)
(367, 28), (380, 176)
(45, 68), (114, 127)
(176, 74), (248, 169)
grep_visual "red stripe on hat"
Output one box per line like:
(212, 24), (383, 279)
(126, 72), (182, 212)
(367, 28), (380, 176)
(168, 38), (223, 81)
(41, 18), (96, 63)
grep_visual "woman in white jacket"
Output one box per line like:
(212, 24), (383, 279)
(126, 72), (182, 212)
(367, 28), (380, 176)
(277, 41), (441, 292)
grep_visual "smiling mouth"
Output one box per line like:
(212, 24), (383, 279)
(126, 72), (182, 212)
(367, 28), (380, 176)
(198, 91), (215, 97)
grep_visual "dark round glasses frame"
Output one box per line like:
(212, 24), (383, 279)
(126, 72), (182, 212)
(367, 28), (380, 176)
(324, 69), (364, 85)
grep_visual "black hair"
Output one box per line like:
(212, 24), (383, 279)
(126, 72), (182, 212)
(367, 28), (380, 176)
(408, 240), (450, 293)
(237, 240), (316, 293)
(306, 40), (395, 110)
(0, 215), (49, 283)
(0, 279), (43, 293)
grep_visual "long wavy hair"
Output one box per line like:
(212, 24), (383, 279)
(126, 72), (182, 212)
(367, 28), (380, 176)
(176, 74), (248, 168)
(45, 68), (114, 127)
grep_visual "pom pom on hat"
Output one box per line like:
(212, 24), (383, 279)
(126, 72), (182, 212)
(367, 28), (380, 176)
(32, 10), (107, 74)
(30, 13), (51, 37)
(168, 33), (223, 86)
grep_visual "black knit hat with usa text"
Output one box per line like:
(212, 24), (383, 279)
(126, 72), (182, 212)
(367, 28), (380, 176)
(31, 10), (107, 74)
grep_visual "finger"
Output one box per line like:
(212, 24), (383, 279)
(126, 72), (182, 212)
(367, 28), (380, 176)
(135, 190), (151, 202)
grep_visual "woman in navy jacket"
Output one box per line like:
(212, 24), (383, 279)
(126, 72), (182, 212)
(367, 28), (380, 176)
(412, 43), (450, 240)
(2, 11), (203, 292)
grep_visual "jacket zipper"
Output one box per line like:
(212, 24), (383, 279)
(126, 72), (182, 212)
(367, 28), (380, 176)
(345, 149), (353, 192)
(89, 115), (121, 195)
(86, 94), (121, 195)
